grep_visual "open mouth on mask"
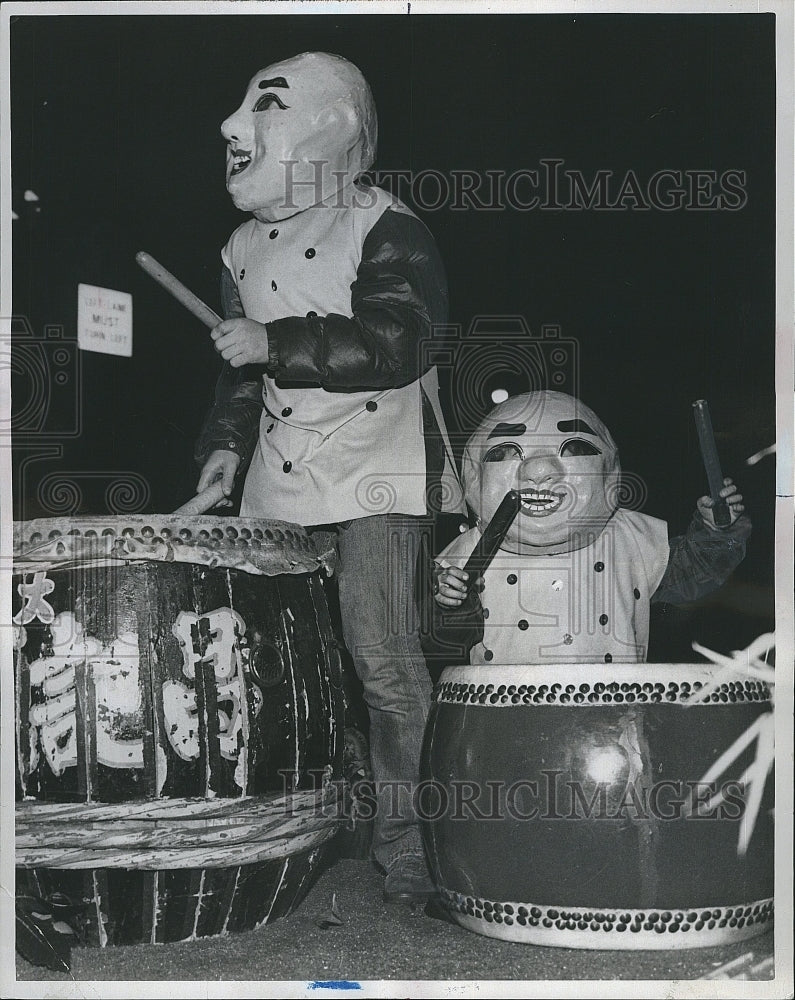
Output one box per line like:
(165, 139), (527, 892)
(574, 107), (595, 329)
(229, 149), (253, 176)
(519, 488), (565, 515)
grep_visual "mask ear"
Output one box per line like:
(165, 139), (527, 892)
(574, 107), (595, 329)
(602, 452), (622, 512)
(461, 442), (483, 518)
(292, 106), (367, 173)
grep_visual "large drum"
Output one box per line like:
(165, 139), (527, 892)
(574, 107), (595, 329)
(421, 663), (774, 950)
(13, 515), (346, 947)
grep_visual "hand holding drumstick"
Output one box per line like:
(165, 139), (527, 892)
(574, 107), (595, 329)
(135, 251), (247, 511)
(136, 250), (270, 367)
(434, 490), (521, 607)
(210, 318), (270, 367)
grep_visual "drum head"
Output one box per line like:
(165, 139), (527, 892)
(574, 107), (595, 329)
(13, 515), (333, 578)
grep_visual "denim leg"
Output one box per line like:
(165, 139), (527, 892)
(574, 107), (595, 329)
(335, 514), (433, 871)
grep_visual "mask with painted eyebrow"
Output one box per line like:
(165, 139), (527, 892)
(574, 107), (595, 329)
(221, 51), (378, 220)
(462, 391), (621, 555)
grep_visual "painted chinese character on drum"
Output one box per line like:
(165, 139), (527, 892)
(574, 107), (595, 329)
(13, 516), (346, 947)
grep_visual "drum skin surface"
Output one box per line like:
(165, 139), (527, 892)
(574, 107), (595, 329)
(421, 663), (774, 949)
(13, 516), (346, 946)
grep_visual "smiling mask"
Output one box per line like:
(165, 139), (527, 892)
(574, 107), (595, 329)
(462, 391), (621, 555)
(221, 51), (377, 222)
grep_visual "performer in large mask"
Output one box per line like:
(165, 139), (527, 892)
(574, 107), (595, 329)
(434, 391), (751, 664)
(195, 52), (464, 905)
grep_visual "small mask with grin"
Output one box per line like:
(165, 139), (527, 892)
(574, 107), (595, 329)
(462, 391), (622, 555)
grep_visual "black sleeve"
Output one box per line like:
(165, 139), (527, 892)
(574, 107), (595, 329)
(193, 265), (265, 467)
(651, 513), (752, 605)
(426, 563), (485, 661)
(264, 207), (449, 389)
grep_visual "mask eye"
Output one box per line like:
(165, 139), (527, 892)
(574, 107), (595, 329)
(483, 442), (523, 463)
(253, 93), (288, 112)
(559, 438), (601, 457)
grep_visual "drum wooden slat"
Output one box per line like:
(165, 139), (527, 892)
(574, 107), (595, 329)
(16, 855), (327, 947)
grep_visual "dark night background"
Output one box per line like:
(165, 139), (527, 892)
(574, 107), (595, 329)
(9, 11), (777, 659)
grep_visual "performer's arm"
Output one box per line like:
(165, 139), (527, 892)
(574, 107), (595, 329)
(651, 478), (752, 604)
(211, 208), (449, 388)
(194, 265), (264, 481)
(430, 561), (485, 660)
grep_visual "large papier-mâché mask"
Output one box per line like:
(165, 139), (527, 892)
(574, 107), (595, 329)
(462, 391), (621, 555)
(221, 51), (377, 221)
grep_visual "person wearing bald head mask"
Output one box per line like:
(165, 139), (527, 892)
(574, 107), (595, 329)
(433, 392), (751, 666)
(221, 51), (378, 220)
(195, 52), (464, 905)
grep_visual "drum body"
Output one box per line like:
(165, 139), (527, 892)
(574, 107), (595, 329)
(421, 663), (774, 950)
(13, 515), (345, 946)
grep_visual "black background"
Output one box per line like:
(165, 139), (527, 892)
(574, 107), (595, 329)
(9, 11), (778, 653)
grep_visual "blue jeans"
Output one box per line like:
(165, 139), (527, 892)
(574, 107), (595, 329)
(317, 514), (433, 872)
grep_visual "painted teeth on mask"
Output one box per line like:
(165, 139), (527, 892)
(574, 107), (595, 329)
(519, 489), (563, 510)
(230, 152), (252, 175)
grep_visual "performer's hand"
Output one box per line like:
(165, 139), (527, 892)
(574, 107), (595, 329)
(211, 318), (270, 367)
(197, 449), (240, 507)
(697, 477), (745, 530)
(433, 565), (472, 607)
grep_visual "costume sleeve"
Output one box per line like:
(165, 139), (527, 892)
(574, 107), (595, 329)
(193, 265), (265, 467)
(426, 532), (484, 659)
(651, 513), (752, 605)
(428, 563), (485, 662)
(263, 208), (449, 389)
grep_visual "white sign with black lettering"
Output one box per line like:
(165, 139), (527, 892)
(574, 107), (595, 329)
(77, 283), (132, 357)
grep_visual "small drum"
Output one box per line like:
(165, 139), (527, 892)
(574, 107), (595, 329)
(421, 663), (774, 950)
(13, 515), (346, 946)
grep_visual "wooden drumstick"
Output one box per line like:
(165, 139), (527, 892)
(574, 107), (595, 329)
(171, 481), (228, 516)
(462, 489), (521, 583)
(692, 399), (731, 527)
(136, 251), (222, 330)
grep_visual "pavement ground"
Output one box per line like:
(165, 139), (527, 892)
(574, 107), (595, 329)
(12, 855), (777, 996)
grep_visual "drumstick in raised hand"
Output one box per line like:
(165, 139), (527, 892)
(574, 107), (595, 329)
(136, 251), (222, 330)
(692, 399), (732, 528)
